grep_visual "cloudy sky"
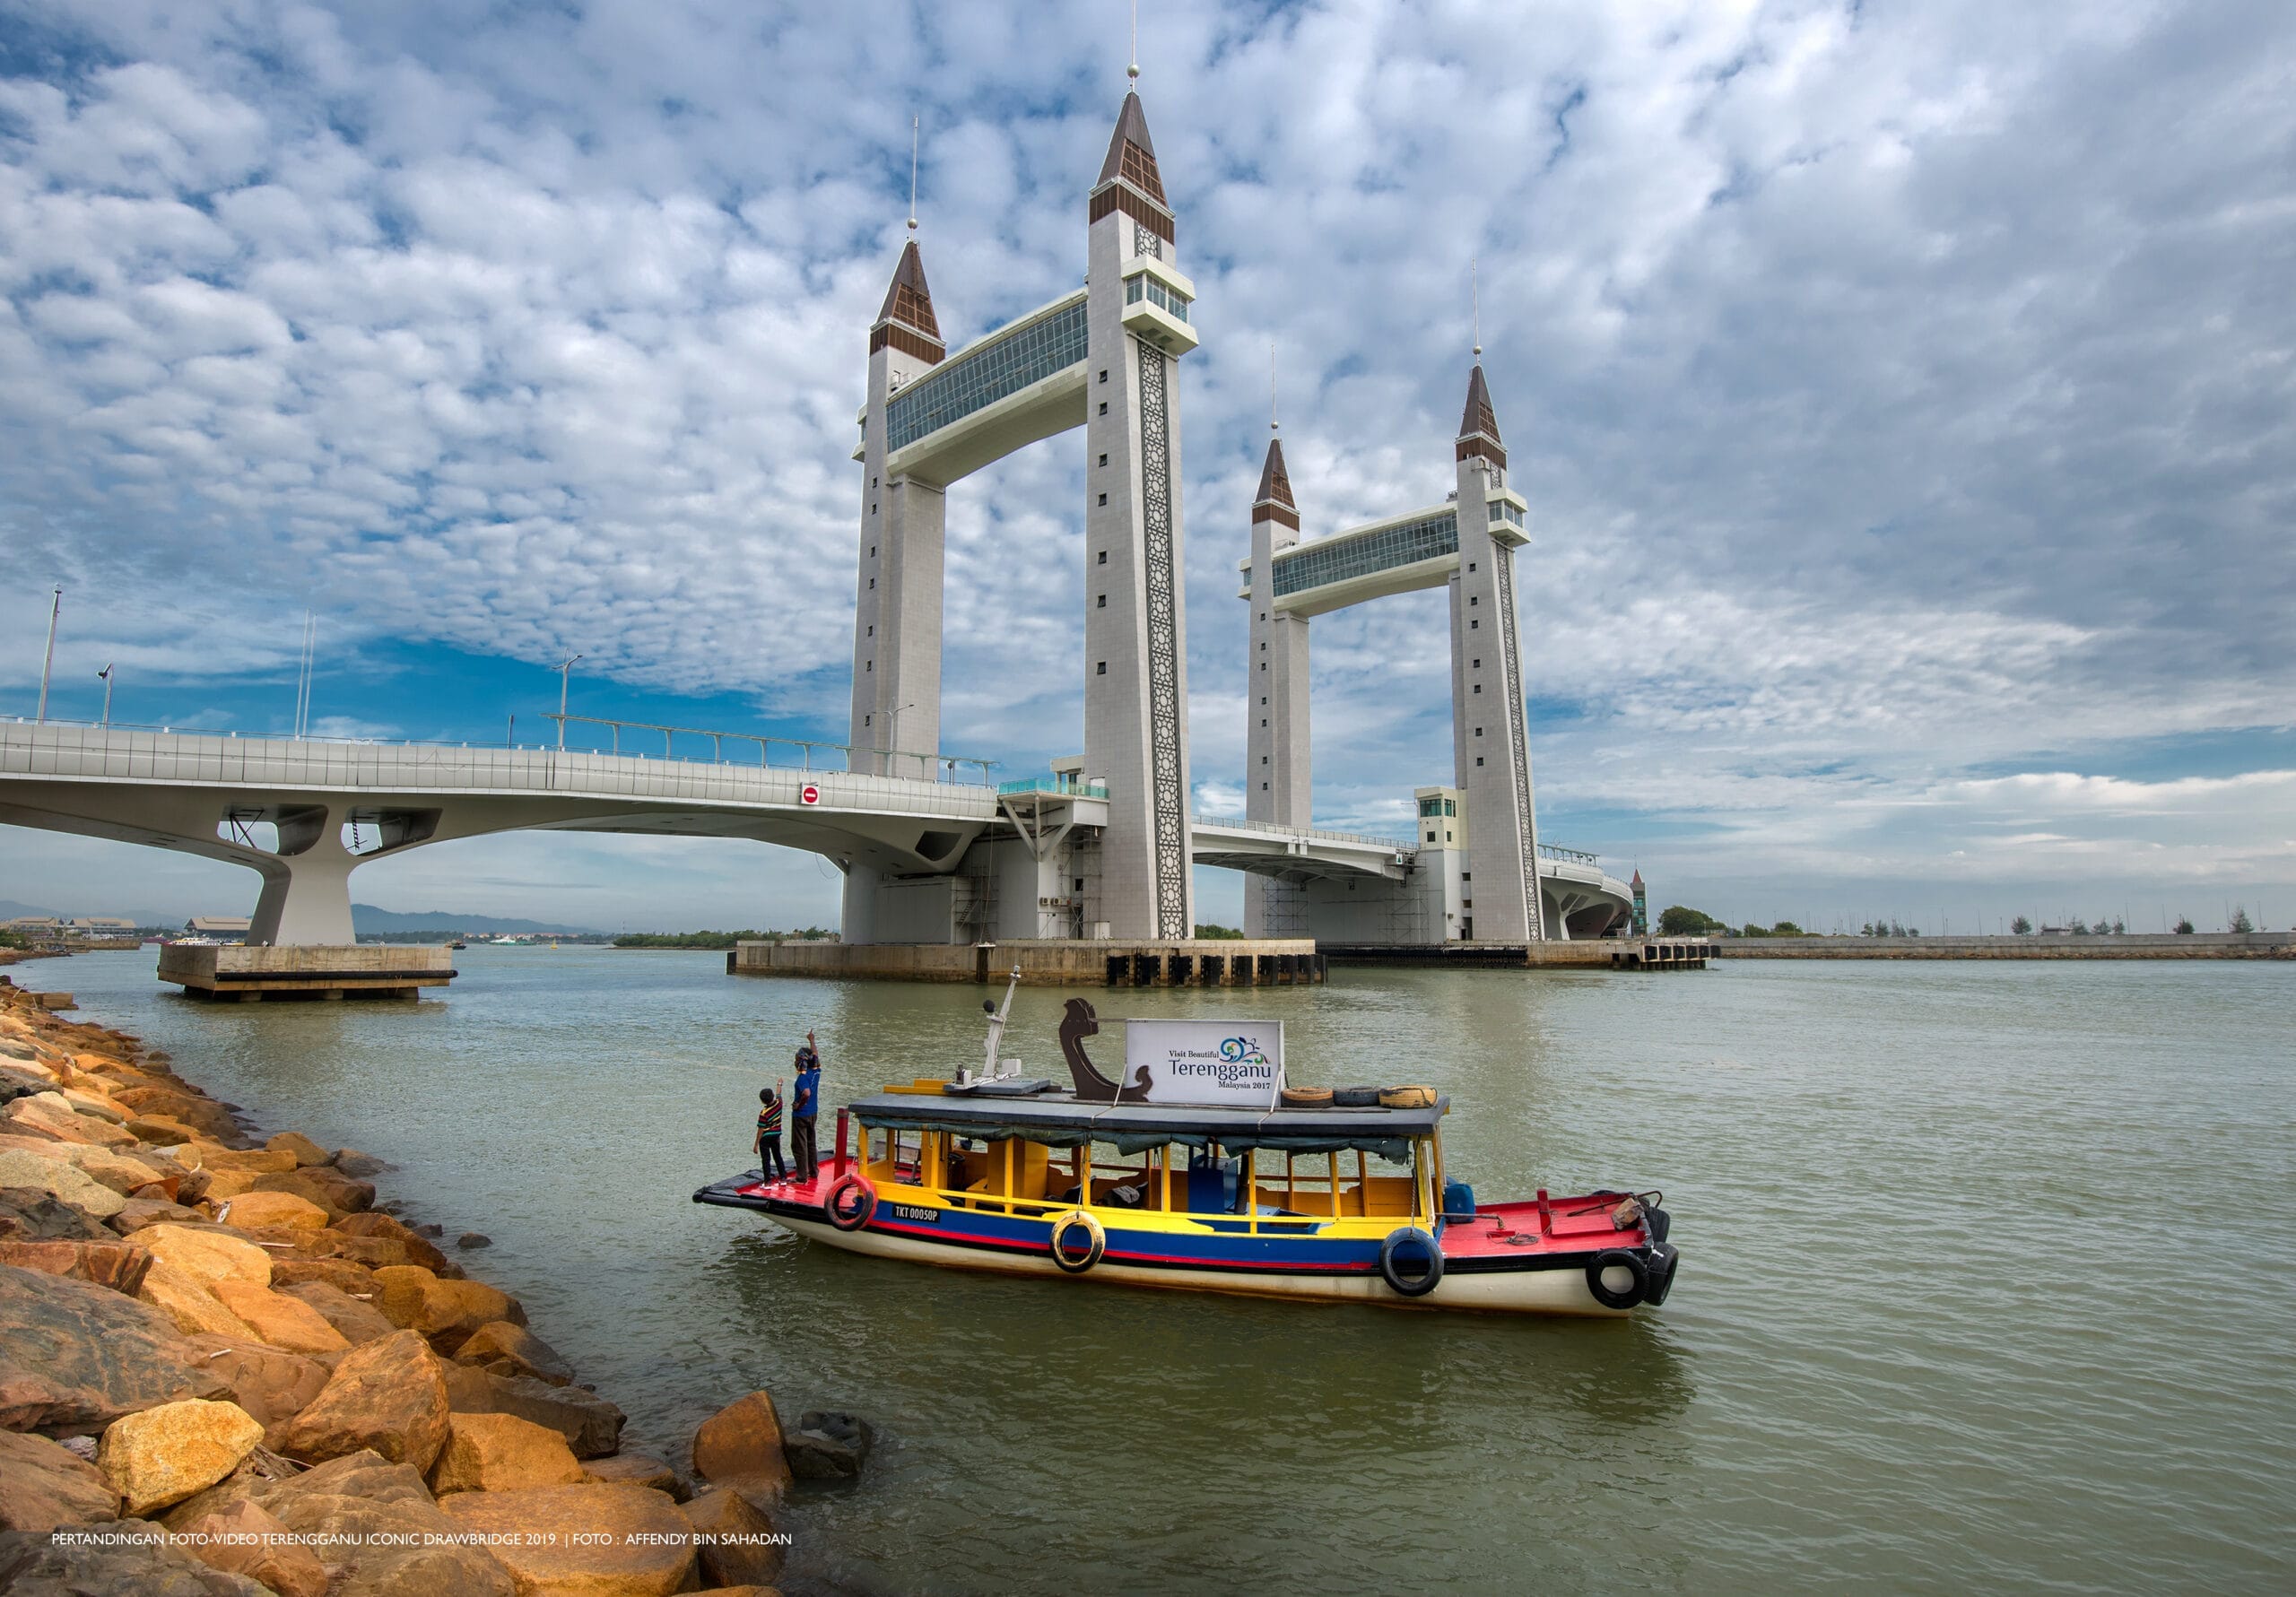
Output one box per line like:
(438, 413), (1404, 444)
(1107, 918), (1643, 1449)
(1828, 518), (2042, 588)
(2, 0), (2291, 934)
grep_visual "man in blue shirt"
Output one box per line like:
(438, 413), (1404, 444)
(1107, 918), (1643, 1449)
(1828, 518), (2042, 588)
(790, 1031), (822, 1182)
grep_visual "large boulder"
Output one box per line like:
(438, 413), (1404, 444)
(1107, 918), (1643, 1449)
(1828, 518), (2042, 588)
(691, 1389), (793, 1506)
(138, 1224), (272, 1289)
(427, 1410), (588, 1495)
(274, 1328), (451, 1473)
(0, 1148), (127, 1218)
(171, 1497), (329, 1597)
(264, 1132), (330, 1168)
(0, 1427), (123, 1531)
(335, 1211), (453, 1272)
(128, 1094), (247, 1144)
(219, 1190), (328, 1231)
(0, 1237), (154, 1296)
(98, 1397), (266, 1516)
(2, 1089), (139, 1148)
(277, 1279), (398, 1344)
(582, 1452), (685, 1499)
(452, 1319), (574, 1385)
(270, 1255), (380, 1295)
(331, 1148), (388, 1177)
(681, 1484), (787, 1587)
(438, 1483), (697, 1597)
(139, 1259), (257, 1341)
(0, 1523), (271, 1594)
(259, 1449), (517, 1596)
(0, 1184), (115, 1240)
(248, 1166), (374, 1219)
(0, 1262), (226, 1432)
(207, 1280), (351, 1356)
(444, 1363), (626, 1458)
(181, 1334), (334, 1430)
(372, 1264), (523, 1353)
(181, 1146), (296, 1174)
(785, 1410), (874, 1481)
(108, 1197), (208, 1234)
(22, 1141), (170, 1197)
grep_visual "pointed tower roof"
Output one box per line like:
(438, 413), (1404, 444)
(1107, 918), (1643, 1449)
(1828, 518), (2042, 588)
(876, 240), (940, 339)
(1459, 364), (1500, 443)
(1252, 436), (1298, 529)
(869, 239), (944, 365)
(1455, 361), (1508, 469)
(1089, 91), (1174, 245)
(1631, 869), (1644, 888)
(1097, 91), (1165, 202)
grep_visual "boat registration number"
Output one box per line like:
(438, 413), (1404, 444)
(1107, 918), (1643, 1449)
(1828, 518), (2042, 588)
(886, 1204), (941, 1224)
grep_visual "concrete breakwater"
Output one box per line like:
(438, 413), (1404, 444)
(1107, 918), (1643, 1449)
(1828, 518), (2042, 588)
(0, 974), (841, 1594)
(1716, 932), (2295, 959)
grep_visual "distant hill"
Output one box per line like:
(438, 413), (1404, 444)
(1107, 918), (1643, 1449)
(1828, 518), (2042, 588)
(0, 898), (183, 927)
(351, 905), (601, 935)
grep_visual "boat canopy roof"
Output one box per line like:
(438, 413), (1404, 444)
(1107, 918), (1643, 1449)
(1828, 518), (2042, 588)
(847, 1089), (1448, 1162)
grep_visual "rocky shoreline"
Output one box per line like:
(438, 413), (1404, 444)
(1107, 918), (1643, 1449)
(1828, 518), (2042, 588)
(0, 974), (839, 1596)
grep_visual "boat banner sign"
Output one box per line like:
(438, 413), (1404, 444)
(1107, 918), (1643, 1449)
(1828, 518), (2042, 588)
(1123, 1020), (1285, 1107)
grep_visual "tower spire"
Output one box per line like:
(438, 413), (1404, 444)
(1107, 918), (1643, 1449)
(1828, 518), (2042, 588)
(1471, 256), (1481, 357)
(1270, 341), (1279, 434)
(1129, 0), (1140, 82)
(908, 115), (918, 233)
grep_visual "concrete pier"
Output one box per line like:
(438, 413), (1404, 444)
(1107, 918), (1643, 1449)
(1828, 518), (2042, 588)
(729, 937), (1324, 986)
(158, 942), (457, 1001)
(1322, 938), (1710, 970)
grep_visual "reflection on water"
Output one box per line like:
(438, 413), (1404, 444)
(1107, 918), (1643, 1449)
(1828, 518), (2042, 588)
(46, 948), (2296, 1594)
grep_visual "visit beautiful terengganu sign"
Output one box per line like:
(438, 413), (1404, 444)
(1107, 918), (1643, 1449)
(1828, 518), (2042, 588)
(1121, 1020), (1285, 1108)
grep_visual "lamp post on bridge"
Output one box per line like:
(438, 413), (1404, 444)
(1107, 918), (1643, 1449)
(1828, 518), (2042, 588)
(98, 664), (113, 727)
(556, 655), (582, 750)
(36, 587), (61, 724)
(888, 701), (918, 780)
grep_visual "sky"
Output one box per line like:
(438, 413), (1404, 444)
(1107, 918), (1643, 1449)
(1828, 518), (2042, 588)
(1, 0), (2291, 935)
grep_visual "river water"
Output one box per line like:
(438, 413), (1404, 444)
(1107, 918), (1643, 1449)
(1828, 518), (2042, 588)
(37, 948), (2293, 1593)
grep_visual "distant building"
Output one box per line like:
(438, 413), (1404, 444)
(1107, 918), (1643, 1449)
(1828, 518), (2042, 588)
(185, 916), (252, 942)
(67, 916), (137, 932)
(3, 916), (58, 932)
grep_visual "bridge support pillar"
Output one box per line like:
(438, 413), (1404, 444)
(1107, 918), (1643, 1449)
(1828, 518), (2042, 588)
(247, 829), (360, 946)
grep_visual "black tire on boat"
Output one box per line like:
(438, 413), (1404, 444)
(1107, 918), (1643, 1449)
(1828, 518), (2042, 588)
(825, 1173), (876, 1232)
(1587, 1247), (1649, 1309)
(1643, 1243), (1681, 1306)
(1048, 1209), (1106, 1273)
(1332, 1087), (1382, 1107)
(1378, 1227), (1445, 1298)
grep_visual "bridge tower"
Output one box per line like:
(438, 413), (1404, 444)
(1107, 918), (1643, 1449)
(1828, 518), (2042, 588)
(848, 239), (948, 782)
(1448, 363), (1544, 940)
(1083, 91), (1198, 940)
(1243, 433), (1308, 936)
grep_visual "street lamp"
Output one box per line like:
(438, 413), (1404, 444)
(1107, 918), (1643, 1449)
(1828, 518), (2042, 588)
(888, 701), (918, 778)
(36, 587), (60, 724)
(556, 655), (582, 750)
(98, 664), (113, 727)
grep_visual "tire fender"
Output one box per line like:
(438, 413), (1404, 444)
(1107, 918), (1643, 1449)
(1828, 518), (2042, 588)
(825, 1172), (876, 1232)
(1048, 1208), (1106, 1273)
(1587, 1247), (1649, 1309)
(1377, 1227), (1445, 1298)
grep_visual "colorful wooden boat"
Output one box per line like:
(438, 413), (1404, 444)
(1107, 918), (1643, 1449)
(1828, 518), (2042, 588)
(695, 993), (1679, 1316)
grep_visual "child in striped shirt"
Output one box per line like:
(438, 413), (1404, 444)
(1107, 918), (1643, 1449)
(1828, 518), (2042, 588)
(755, 1083), (787, 1180)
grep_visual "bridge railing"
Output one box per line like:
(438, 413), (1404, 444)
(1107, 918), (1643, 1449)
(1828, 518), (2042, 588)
(1538, 843), (1601, 866)
(1190, 816), (1416, 851)
(1, 717), (997, 813)
(542, 715), (994, 784)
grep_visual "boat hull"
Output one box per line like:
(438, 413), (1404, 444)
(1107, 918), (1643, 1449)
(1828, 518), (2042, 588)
(698, 1176), (1648, 1316)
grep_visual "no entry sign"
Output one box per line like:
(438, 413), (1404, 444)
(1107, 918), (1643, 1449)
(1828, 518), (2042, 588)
(800, 784), (821, 805)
